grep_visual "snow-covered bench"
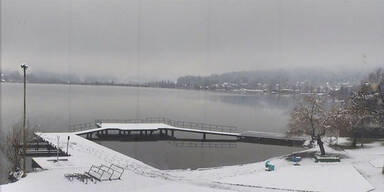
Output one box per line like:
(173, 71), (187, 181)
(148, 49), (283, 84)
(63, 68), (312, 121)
(314, 155), (340, 162)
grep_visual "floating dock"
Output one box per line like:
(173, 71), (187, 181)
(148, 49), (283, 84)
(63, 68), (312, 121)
(71, 118), (305, 147)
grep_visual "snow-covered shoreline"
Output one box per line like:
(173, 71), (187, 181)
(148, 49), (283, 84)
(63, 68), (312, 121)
(1, 132), (382, 192)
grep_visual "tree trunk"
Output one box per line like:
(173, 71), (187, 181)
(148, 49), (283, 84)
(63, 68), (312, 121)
(351, 136), (357, 147)
(317, 135), (326, 156)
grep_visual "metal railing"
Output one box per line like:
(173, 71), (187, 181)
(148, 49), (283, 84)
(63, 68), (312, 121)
(97, 117), (238, 133)
(168, 141), (237, 149)
(69, 117), (237, 133)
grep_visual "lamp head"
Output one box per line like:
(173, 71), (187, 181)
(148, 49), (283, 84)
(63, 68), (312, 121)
(21, 64), (29, 69)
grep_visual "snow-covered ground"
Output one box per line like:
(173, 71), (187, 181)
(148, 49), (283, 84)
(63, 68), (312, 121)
(1, 132), (383, 192)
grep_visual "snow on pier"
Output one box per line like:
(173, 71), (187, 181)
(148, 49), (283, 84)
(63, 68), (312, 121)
(1, 129), (380, 192)
(1, 121), (380, 192)
(32, 132), (169, 179)
(74, 122), (305, 146)
(76, 122), (240, 137)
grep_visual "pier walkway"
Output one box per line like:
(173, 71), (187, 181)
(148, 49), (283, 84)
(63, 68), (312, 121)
(70, 118), (305, 147)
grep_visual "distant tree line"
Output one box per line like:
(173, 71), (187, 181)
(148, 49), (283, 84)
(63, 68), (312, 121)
(1, 68), (370, 94)
(176, 68), (366, 92)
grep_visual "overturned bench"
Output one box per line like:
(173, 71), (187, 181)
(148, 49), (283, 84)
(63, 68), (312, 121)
(86, 164), (124, 181)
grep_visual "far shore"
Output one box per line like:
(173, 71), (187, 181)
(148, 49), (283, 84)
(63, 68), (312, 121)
(1, 81), (330, 97)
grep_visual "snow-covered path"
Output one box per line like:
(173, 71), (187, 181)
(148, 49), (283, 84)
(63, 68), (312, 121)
(1, 132), (381, 192)
(344, 143), (384, 191)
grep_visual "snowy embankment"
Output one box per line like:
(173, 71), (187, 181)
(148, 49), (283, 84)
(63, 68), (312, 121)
(1, 132), (382, 192)
(169, 147), (378, 192)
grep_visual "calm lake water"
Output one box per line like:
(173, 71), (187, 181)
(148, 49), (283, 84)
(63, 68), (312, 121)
(1, 83), (302, 182)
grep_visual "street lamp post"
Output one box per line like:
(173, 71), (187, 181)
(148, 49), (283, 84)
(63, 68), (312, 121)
(21, 64), (28, 175)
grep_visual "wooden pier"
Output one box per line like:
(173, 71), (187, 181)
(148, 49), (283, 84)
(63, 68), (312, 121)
(71, 118), (306, 147)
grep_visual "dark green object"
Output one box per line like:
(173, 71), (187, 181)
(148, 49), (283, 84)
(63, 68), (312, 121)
(314, 155), (340, 162)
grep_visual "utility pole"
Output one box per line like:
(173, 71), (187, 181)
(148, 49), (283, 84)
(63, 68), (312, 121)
(66, 136), (70, 155)
(56, 136), (60, 162)
(21, 63), (28, 175)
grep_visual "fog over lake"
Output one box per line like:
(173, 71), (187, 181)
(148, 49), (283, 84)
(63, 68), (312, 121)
(2, 0), (382, 185)
(0, 83), (302, 174)
(1, 83), (296, 133)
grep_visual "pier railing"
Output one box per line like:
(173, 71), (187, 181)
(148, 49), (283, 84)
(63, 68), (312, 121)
(168, 141), (237, 149)
(69, 117), (237, 133)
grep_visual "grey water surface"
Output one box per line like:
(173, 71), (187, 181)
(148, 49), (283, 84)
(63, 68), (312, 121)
(1, 83), (302, 183)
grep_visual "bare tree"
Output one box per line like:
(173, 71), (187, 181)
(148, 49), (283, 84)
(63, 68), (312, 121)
(365, 68), (384, 127)
(324, 103), (348, 144)
(371, 69), (384, 128)
(288, 96), (321, 138)
(0, 148), (11, 183)
(0, 121), (37, 172)
(0, 122), (23, 171)
(288, 96), (327, 155)
(345, 89), (373, 147)
(327, 86), (374, 147)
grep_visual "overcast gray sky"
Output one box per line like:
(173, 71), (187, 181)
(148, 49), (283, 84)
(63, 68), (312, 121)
(1, 0), (384, 81)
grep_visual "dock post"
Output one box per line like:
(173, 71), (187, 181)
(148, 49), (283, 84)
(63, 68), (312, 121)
(171, 130), (174, 137)
(203, 133), (206, 140)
